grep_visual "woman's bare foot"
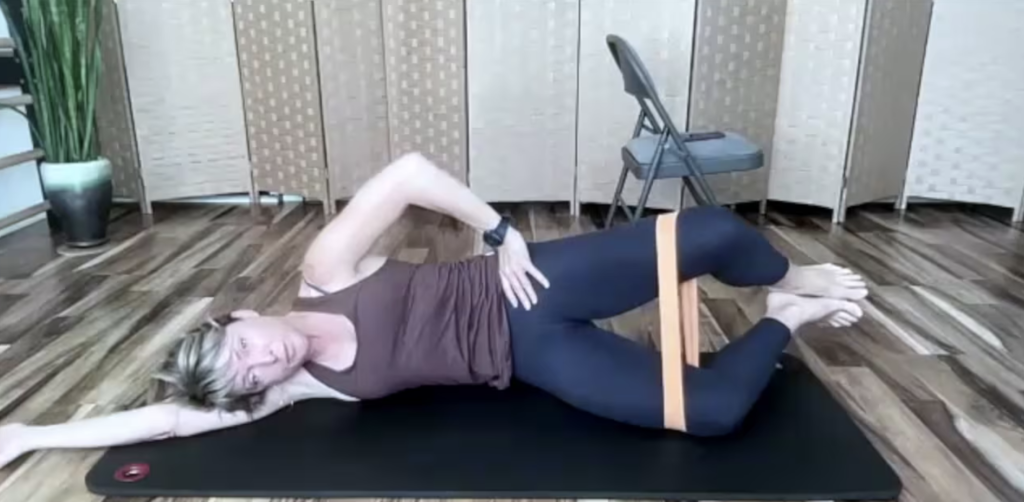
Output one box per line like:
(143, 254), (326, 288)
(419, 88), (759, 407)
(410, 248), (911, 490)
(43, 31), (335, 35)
(766, 291), (864, 332)
(770, 263), (868, 301)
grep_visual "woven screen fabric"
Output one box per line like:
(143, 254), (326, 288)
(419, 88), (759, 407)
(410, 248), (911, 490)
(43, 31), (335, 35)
(766, 0), (866, 210)
(687, 0), (787, 206)
(315, 0), (392, 200)
(118, 0), (251, 202)
(95, 0), (140, 202)
(576, 0), (697, 210)
(466, 0), (579, 202)
(382, 0), (467, 181)
(843, 0), (931, 209)
(902, 0), (1024, 216)
(234, 0), (329, 203)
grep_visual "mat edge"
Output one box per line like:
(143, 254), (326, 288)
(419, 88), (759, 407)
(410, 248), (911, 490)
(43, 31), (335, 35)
(86, 485), (904, 501)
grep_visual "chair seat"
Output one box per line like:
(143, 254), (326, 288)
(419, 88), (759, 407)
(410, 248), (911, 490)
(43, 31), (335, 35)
(622, 132), (764, 179)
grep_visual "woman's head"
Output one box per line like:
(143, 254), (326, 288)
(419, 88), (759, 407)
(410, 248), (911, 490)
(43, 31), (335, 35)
(152, 310), (310, 412)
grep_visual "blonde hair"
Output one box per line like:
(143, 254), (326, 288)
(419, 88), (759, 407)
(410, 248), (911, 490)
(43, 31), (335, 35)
(150, 313), (266, 413)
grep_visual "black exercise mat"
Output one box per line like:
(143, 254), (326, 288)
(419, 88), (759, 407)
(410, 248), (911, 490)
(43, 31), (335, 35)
(86, 354), (901, 500)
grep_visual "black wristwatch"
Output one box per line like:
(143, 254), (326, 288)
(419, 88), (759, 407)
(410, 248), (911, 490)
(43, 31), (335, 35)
(483, 216), (512, 248)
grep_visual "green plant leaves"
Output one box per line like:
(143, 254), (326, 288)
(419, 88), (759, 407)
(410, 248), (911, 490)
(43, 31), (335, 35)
(0, 0), (104, 163)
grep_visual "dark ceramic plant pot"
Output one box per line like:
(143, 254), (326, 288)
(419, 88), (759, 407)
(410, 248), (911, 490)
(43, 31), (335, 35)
(39, 157), (113, 248)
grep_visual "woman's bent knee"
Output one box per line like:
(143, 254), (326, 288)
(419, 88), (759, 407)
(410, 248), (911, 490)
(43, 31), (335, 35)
(683, 205), (747, 239)
(682, 379), (754, 437)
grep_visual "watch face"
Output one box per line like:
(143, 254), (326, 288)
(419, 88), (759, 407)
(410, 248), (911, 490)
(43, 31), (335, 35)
(484, 217), (509, 247)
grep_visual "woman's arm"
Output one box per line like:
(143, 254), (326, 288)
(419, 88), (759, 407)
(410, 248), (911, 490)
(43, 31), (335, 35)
(302, 152), (549, 307)
(0, 386), (296, 469)
(303, 153), (501, 287)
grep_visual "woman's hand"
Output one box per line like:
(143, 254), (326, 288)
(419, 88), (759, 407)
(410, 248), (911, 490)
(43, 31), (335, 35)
(498, 227), (550, 310)
(0, 423), (30, 470)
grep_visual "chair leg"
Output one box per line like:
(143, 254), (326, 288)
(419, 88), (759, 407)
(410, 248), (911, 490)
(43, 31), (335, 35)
(605, 164), (631, 228)
(635, 171), (657, 221)
(634, 142), (668, 221)
(686, 157), (719, 206)
(681, 178), (704, 206)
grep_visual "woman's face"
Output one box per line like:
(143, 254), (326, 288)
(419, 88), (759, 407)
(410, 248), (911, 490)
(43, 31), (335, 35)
(221, 311), (309, 394)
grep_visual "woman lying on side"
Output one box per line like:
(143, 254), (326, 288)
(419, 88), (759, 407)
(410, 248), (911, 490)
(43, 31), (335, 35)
(0, 152), (868, 469)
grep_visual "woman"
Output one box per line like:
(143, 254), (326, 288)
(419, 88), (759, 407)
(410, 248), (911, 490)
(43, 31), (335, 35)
(0, 153), (867, 468)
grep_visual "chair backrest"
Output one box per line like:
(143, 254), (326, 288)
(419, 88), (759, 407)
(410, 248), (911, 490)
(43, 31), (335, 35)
(604, 34), (683, 137)
(605, 34), (718, 207)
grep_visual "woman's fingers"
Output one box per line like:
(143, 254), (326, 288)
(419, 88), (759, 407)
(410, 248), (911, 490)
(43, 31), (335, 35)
(517, 267), (538, 306)
(508, 268), (533, 310)
(526, 262), (550, 289)
(500, 274), (518, 309)
(499, 249), (547, 310)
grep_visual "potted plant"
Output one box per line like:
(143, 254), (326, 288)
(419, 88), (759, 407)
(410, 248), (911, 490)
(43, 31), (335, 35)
(1, 0), (111, 249)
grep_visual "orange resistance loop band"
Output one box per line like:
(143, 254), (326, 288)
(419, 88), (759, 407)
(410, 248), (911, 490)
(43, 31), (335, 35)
(656, 211), (701, 431)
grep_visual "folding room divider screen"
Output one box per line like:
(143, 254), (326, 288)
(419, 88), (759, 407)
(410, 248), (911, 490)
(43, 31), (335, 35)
(91, 0), (1024, 223)
(96, 0), (790, 214)
(234, 0), (332, 213)
(115, 0), (252, 206)
(899, 0), (1024, 222)
(767, 0), (931, 223)
(314, 0), (391, 200)
(686, 0), (787, 208)
(574, 0), (698, 211)
(94, 0), (141, 204)
(465, 0), (580, 203)
(382, 0), (470, 182)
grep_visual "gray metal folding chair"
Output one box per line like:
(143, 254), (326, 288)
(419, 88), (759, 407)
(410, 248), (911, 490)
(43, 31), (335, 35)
(604, 34), (764, 227)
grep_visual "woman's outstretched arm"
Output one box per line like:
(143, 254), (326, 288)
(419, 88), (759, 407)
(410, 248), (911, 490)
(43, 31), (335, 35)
(301, 152), (549, 308)
(0, 386), (296, 469)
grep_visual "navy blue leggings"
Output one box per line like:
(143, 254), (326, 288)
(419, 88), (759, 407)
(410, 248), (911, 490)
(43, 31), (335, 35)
(506, 206), (792, 436)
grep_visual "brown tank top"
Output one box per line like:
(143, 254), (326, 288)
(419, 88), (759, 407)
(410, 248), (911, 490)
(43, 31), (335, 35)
(292, 254), (512, 399)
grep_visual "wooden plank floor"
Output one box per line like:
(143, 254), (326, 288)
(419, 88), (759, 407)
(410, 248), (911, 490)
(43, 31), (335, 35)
(1, 201), (1023, 502)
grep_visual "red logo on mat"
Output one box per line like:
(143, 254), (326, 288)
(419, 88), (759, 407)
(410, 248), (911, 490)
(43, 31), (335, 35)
(114, 463), (150, 483)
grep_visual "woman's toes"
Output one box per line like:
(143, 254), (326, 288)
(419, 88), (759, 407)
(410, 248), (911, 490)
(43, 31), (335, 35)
(836, 312), (857, 327)
(825, 316), (851, 328)
(774, 263), (870, 300)
(841, 274), (866, 286)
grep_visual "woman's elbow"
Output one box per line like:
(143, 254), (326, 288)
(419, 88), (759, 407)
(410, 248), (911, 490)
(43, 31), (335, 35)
(393, 151), (430, 169)
(377, 152), (436, 197)
(390, 152), (435, 181)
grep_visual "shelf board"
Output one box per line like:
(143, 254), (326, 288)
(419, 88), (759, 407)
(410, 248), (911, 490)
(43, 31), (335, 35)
(0, 38), (13, 58)
(0, 94), (32, 107)
(0, 148), (44, 172)
(0, 201), (49, 232)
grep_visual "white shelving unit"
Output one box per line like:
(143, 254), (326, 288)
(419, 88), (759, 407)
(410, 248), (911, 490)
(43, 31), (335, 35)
(0, 22), (47, 237)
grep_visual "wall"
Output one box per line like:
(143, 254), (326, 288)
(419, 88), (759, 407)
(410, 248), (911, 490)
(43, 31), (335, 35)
(0, 18), (45, 238)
